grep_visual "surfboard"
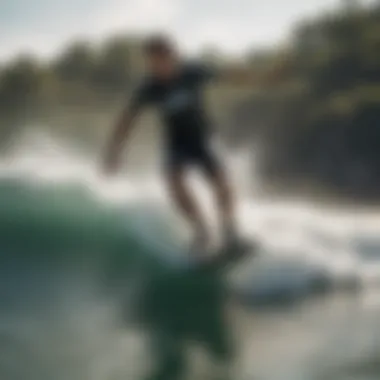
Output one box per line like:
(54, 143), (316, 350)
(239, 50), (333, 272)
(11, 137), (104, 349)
(192, 238), (258, 272)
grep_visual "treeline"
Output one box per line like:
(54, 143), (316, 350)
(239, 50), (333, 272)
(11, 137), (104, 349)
(0, 34), (254, 151)
(231, 4), (380, 198)
(0, 37), (146, 149)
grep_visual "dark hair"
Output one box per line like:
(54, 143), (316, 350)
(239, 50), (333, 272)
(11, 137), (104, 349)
(144, 35), (175, 56)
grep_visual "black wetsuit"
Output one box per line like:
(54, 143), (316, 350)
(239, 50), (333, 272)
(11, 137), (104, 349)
(130, 62), (220, 175)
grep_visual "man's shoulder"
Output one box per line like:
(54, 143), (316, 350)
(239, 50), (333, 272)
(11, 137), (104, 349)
(129, 75), (160, 108)
(134, 75), (156, 91)
(131, 75), (160, 100)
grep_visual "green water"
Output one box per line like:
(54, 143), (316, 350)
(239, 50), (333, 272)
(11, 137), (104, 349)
(1, 176), (380, 380)
(0, 176), (235, 380)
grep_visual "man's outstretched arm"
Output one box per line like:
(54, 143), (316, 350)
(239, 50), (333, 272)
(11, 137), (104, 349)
(103, 105), (139, 175)
(219, 58), (291, 88)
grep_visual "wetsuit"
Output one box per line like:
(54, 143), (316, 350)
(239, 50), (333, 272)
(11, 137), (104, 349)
(130, 62), (221, 176)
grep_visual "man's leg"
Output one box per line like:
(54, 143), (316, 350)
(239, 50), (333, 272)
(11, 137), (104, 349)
(166, 167), (210, 251)
(208, 167), (237, 241)
(199, 151), (238, 244)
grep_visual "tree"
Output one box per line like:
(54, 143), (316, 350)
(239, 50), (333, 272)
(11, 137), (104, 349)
(54, 42), (96, 83)
(92, 37), (137, 92)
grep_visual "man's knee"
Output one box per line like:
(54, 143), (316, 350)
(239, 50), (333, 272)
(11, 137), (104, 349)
(210, 168), (232, 199)
(166, 168), (195, 209)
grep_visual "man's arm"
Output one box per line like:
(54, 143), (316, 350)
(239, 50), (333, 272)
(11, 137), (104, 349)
(102, 79), (151, 175)
(102, 105), (139, 175)
(219, 59), (290, 87)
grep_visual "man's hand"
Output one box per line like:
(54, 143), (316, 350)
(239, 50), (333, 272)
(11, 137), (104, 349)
(101, 107), (137, 177)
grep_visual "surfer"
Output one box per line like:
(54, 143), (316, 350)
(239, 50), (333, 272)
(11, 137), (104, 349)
(103, 35), (285, 255)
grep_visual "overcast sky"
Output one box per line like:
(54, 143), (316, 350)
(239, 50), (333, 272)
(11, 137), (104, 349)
(0, 0), (376, 61)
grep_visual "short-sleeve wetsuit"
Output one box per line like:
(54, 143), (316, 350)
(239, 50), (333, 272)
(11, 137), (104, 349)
(130, 62), (221, 176)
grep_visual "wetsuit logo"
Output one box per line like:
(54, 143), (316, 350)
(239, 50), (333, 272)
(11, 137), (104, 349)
(164, 90), (193, 114)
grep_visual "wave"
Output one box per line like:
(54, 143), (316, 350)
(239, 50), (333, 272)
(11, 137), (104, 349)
(0, 172), (378, 311)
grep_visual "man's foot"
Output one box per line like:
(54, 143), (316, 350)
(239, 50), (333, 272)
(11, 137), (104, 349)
(220, 225), (254, 260)
(222, 224), (240, 249)
(189, 228), (211, 256)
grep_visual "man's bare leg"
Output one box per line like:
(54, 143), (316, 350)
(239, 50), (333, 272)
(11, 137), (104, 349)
(167, 168), (210, 252)
(205, 166), (238, 245)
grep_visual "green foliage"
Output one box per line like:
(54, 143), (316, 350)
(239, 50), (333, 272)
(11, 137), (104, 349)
(0, 36), (142, 149)
(231, 4), (380, 197)
(92, 37), (135, 92)
(54, 42), (96, 83)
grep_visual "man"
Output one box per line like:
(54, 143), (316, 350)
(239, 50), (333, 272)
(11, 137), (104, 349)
(103, 35), (284, 256)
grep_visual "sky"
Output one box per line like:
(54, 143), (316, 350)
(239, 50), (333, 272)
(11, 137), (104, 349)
(0, 0), (376, 61)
